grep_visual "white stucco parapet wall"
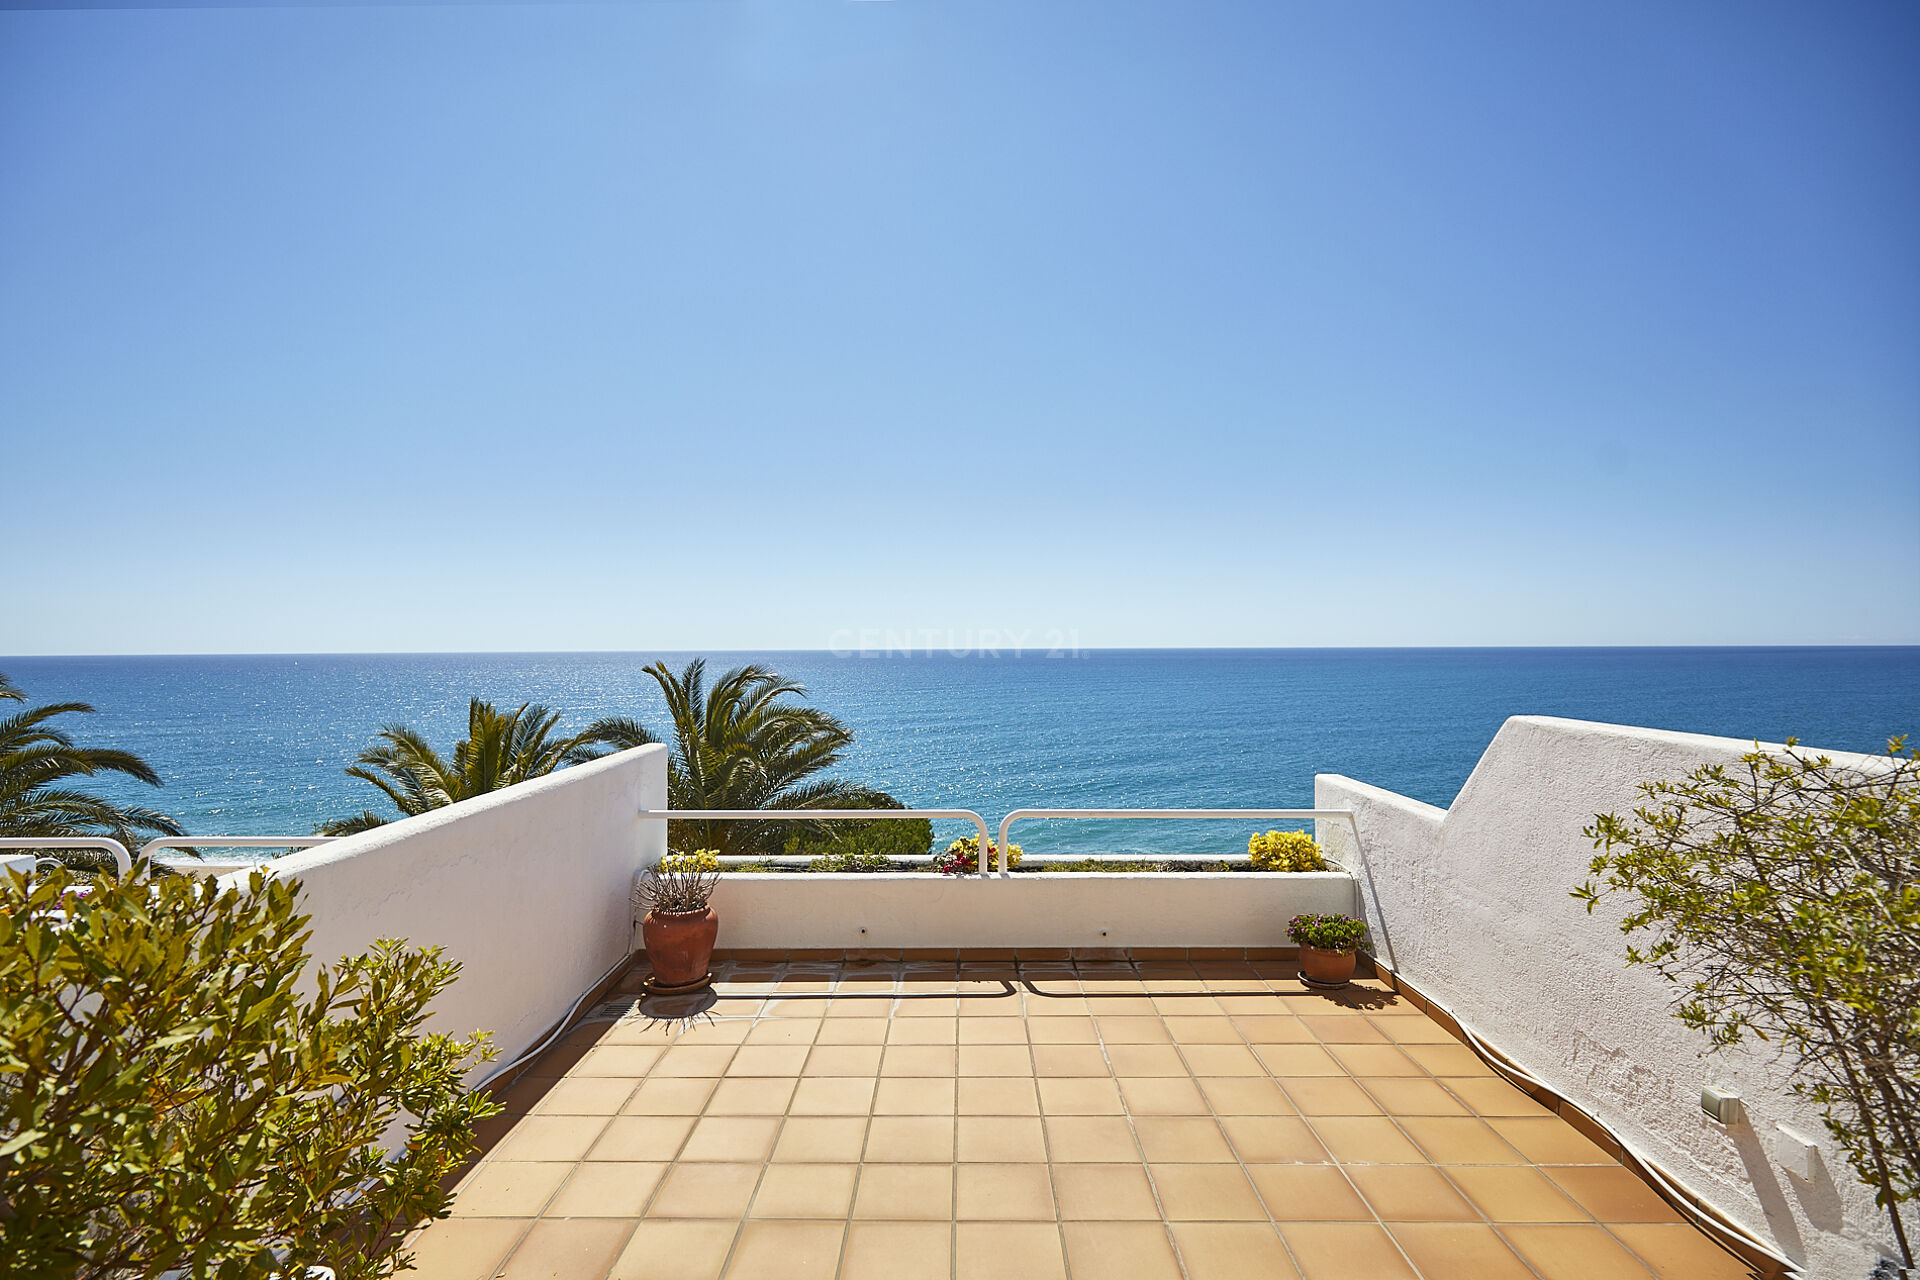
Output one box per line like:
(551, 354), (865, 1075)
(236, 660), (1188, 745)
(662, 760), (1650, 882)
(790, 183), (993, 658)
(224, 744), (668, 1077)
(1315, 716), (1899, 1280)
(710, 871), (1356, 950)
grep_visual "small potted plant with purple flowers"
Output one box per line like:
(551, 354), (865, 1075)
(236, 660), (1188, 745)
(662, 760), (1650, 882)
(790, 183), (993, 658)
(1289, 912), (1368, 988)
(931, 835), (1023, 876)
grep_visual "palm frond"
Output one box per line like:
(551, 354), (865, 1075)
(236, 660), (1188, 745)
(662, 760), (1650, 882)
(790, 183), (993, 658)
(318, 810), (392, 837)
(0, 676), (183, 853)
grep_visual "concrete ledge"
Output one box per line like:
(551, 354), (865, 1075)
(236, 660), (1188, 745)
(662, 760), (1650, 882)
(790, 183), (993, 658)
(707, 871), (1357, 950)
(704, 946), (1321, 964)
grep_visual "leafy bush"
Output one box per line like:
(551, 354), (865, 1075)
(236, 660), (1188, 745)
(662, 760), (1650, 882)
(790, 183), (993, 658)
(932, 835), (1023, 876)
(1026, 859), (1232, 873)
(782, 814), (931, 863)
(1248, 830), (1326, 872)
(1289, 912), (1368, 952)
(639, 849), (721, 914)
(1578, 739), (1919, 1269)
(807, 849), (895, 873)
(0, 868), (499, 1280)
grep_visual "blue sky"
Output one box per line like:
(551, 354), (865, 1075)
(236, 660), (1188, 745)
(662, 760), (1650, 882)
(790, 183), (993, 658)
(2, 0), (1916, 653)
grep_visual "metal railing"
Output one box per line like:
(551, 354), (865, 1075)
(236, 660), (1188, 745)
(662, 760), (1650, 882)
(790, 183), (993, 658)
(635, 806), (1356, 875)
(141, 836), (340, 876)
(996, 808), (1360, 875)
(0, 835), (338, 880)
(637, 809), (994, 867)
(0, 837), (134, 877)
(142, 836), (338, 858)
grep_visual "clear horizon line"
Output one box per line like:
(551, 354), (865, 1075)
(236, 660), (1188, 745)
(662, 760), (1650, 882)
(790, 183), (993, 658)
(5, 642), (1920, 661)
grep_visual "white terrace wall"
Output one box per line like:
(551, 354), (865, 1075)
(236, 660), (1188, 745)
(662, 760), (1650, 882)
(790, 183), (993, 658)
(710, 871), (1356, 951)
(1316, 716), (1899, 1280)
(229, 745), (667, 1073)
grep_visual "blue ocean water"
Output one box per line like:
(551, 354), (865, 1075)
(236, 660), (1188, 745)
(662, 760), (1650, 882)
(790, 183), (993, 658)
(4, 649), (1917, 859)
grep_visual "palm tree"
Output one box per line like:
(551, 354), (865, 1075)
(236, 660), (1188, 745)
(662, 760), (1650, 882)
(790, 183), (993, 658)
(582, 659), (897, 857)
(320, 698), (607, 836)
(0, 670), (185, 872)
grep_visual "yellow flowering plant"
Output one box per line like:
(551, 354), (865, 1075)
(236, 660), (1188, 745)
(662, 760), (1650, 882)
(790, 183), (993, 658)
(640, 849), (721, 914)
(662, 849), (721, 873)
(1247, 830), (1325, 872)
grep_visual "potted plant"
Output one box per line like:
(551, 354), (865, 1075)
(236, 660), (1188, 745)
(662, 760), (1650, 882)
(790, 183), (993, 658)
(1289, 912), (1368, 988)
(932, 835), (1023, 876)
(636, 850), (721, 992)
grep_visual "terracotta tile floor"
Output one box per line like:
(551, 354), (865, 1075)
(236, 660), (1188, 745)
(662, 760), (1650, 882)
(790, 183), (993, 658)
(409, 958), (1755, 1280)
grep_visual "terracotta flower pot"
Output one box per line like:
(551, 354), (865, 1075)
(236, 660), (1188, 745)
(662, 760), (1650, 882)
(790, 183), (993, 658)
(642, 907), (718, 989)
(1299, 945), (1357, 988)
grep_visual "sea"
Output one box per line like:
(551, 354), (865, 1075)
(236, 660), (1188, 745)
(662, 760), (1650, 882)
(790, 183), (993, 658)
(4, 648), (1917, 860)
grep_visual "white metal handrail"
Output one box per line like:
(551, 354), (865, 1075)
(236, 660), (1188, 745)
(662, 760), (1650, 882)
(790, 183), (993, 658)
(0, 836), (338, 880)
(0, 836), (133, 877)
(141, 836), (340, 878)
(638, 808), (996, 871)
(996, 808), (1361, 875)
(636, 807), (1359, 876)
(140, 836), (339, 860)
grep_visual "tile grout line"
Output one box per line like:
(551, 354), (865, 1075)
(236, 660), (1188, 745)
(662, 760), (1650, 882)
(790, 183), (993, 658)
(824, 964), (883, 1280)
(1108, 960), (1197, 1280)
(1263, 977), (1446, 1280)
(1027, 975), (1076, 1280)
(1348, 1011), (1557, 1280)
(454, 956), (1690, 1280)
(1206, 962), (1327, 1280)
(701, 966), (783, 1280)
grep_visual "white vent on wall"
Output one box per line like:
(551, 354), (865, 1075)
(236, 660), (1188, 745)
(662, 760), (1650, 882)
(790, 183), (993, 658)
(1700, 1085), (1744, 1126)
(1774, 1125), (1821, 1181)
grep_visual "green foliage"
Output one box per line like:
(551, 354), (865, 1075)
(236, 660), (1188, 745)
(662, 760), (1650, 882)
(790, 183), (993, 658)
(1026, 859), (1232, 874)
(321, 697), (607, 835)
(580, 660), (901, 857)
(933, 835), (1023, 875)
(783, 807), (932, 864)
(1577, 738), (1919, 1267)
(1248, 829), (1326, 872)
(807, 848), (896, 873)
(1288, 912), (1367, 952)
(0, 867), (499, 1280)
(0, 670), (185, 873)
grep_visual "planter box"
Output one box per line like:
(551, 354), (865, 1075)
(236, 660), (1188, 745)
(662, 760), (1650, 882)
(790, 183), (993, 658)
(706, 871), (1356, 951)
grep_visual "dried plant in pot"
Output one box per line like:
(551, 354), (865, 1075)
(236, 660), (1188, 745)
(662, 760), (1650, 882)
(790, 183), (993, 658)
(636, 850), (721, 992)
(1289, 912), (1368, 988)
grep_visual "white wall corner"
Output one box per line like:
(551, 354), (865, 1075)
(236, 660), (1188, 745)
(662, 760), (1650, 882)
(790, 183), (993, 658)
(1322, 717), (1902, 1278)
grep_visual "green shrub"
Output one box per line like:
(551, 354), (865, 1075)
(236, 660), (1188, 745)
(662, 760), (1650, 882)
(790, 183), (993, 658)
(807, 849), (895, 873)
(781, 816), (932, 863)
(1008, 858), (1242, 874)
(1579, 739), (1920, 1269)
(1028, 858), (1161, 874)
(0, 868), (500, 1280)
(1289, 912), (1367, 952)
(1248, 830), (1325, 872)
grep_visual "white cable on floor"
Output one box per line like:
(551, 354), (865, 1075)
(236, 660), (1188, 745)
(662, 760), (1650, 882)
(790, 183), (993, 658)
(471, 951), (635, 1092)
(1381, 965), (1801, 1279)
